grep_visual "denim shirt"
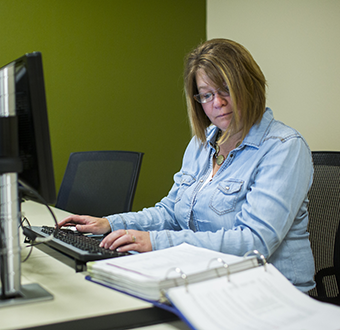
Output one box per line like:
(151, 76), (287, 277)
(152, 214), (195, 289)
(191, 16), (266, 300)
(107, 108), (315, 292)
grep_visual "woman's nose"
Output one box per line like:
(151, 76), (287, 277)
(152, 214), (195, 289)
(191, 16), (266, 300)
(213, 92), (227, 108)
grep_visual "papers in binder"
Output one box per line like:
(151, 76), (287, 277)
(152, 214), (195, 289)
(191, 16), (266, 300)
(86, 243), (340, 330)
(86, 243), (259, 302)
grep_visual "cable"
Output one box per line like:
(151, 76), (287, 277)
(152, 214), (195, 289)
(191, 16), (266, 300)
(19, 182), (59, 257)
(20, 216), (33, 262)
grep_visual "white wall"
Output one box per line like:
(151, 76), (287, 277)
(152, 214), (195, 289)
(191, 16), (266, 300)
(207, 0), (340, 151)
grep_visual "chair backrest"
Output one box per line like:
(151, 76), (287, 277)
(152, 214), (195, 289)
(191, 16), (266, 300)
(307, 151), (340, 301)
(55, 151), (143, 217)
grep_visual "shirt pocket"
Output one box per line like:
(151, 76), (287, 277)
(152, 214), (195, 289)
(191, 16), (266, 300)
(209, 179), (243, 215)
(175, 173), (196, 203)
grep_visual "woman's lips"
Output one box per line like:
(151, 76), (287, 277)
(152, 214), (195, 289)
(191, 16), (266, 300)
(217, 112), (232, 118)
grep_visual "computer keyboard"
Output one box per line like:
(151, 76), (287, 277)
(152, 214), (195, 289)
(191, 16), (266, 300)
(24, 226), (130, 266)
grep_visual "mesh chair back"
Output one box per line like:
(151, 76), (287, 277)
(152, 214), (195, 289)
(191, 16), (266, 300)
(307, 151), (340, 302)
(55, 151), (143, 217)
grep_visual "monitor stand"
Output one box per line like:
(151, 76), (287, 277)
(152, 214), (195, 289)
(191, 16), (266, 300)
(0, 172), (53, 308)
(0, 283), (53, 308)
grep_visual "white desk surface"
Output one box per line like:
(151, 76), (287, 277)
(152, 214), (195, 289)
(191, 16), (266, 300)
(0, 201), (189, 330)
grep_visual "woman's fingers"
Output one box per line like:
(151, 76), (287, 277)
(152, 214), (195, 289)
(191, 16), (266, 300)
(58, 215), (111, 234)
(100, 229), (151, 252)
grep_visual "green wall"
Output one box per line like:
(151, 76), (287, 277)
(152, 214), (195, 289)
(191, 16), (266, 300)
(1, 0), (206, 211)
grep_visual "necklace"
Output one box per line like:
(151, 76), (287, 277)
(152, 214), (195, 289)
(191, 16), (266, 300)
(214, 144), (225, 166)
(214, 130), (242, 166)
(214, 130), (226, 166)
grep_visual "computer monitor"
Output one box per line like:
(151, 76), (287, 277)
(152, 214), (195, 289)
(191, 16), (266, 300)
(13, 52), (56, 205)
(0, 52), (55, 304)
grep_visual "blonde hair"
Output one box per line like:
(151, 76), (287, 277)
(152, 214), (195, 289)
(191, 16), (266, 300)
(184, 39), (267, 144)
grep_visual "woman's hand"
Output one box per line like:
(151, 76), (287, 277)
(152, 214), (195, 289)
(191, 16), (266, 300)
(100, 229), (152, 253)
(58, 215), (111, 235)
(58, 215), (152, 253)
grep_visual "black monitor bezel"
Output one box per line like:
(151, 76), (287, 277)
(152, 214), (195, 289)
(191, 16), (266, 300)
(12, 52), (56, 205)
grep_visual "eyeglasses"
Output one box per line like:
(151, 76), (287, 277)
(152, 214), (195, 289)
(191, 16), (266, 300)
(193, 87), (230, 104)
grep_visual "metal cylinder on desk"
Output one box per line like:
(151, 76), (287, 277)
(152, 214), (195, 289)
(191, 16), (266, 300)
(0, 62), (22, 298)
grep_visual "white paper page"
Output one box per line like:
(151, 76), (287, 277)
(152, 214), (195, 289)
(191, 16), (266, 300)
(90, 243), (245, 282)
(167, 264), (340, 330)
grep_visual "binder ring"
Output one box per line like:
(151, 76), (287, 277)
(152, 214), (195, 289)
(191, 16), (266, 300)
(207, 258), (230, 282)
(244, 249), (267, 271)
(165, 267), (189, 292)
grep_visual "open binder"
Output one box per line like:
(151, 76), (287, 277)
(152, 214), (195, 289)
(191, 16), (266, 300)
(85, 243), (340, 330)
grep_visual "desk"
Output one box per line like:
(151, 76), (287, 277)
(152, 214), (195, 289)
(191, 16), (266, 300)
(0, 201), (189, 330)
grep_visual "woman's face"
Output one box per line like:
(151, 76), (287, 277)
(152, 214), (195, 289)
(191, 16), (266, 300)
(195, 69), (236, 132)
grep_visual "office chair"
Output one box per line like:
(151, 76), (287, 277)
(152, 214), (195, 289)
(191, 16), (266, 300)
(55, 151), (143, 217)
(307, 151), (340, 305)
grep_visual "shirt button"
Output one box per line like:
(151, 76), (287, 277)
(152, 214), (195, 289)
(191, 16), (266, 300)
(226, 186), (230, 190)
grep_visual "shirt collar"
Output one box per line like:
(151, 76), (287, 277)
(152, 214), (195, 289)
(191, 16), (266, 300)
(205, 107), (274, 149)
(243, 107), (274, 148)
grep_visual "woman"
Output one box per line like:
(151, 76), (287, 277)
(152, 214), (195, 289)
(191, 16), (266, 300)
(58, 39), (315, 292)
